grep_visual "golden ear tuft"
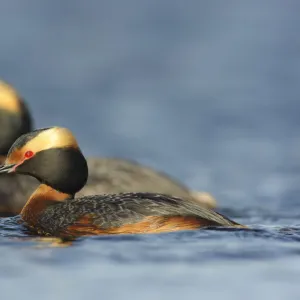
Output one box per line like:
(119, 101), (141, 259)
(5, 127), (80, 165)
(46, 127), (80, 149)
(0, 80), (22, 114)
(24, 127), (80, 154)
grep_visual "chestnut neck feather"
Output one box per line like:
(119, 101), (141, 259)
(21, 184), (73, 225)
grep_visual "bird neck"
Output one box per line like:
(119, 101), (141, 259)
(21, 183), (73, 225)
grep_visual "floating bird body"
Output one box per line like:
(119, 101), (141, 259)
(0, 127), (243, 237)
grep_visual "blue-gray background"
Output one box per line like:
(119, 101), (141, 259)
(1, 1), (300, 299)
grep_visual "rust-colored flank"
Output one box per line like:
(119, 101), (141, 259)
(64, 215), (225, 236)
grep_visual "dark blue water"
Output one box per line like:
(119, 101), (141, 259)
(1, 1), (300, 299)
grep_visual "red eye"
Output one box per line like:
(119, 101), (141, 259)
(24, 150), (34, 159)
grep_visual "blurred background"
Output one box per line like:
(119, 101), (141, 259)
(2, 0), (300, 212)
(1, 1), (300, 299)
